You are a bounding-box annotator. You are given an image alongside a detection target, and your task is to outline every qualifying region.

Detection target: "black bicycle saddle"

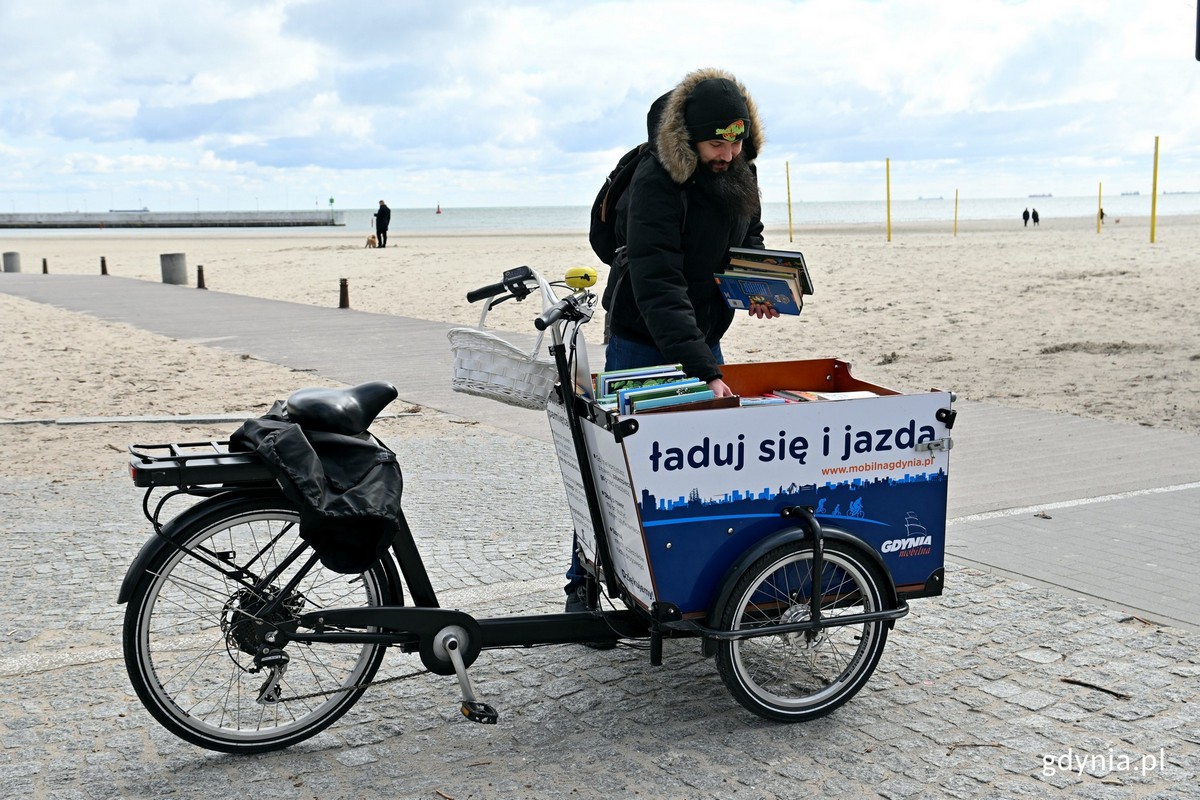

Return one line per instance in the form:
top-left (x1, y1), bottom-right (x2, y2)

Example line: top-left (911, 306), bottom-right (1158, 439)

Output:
top-left (285, 381), bottom-right (399, 436)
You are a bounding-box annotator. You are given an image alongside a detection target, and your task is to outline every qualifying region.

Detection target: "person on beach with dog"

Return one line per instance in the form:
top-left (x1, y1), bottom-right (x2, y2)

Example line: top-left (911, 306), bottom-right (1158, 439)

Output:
top-left (567, 67), bottom-right (777, 617)
top-left (374, 200), bottom-right (391, 248)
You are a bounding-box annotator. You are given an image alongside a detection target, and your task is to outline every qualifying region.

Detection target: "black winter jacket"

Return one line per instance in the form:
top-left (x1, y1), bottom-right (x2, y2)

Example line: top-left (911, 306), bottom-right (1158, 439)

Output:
top-left (603, 68), bottom-right (765, 382)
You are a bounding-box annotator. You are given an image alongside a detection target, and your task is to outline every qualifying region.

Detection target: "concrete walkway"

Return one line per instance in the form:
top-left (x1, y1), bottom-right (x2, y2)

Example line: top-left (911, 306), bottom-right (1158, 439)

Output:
top-left (3, 272), bottom-right (1200, 799)
top-left (3, 272), bottom-right (1198, 632)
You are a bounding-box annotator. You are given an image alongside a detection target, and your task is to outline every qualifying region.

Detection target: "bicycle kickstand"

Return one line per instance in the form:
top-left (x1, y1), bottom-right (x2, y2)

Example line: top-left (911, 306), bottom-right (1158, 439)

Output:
top-left (434, 627), bottom-right (499, 724)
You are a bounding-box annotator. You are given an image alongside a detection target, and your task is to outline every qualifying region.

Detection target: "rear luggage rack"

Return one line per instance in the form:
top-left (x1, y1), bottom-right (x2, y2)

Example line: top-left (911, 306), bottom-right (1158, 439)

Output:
top-left (128, 441), bottom-right (273, 488)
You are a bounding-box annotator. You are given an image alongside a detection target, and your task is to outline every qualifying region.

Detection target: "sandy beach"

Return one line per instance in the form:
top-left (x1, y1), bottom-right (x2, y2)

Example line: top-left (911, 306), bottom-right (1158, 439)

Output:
top-left (2, 213), bottom-right (1197, 479)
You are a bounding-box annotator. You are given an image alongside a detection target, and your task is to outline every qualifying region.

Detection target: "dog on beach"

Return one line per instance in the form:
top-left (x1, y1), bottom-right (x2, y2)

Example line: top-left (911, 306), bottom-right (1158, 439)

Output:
top-left (365, 234), bottom-right (378, 248)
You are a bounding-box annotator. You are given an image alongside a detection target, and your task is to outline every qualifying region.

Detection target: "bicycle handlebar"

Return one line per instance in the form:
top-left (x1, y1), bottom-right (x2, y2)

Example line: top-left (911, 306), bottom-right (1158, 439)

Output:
top-left (534, 297), bottom-right (573, 331)
top-left (466, 266), bottom-right (593, 331)
top-left (466, 265), bottom-right (535, 304)
top-left (465, 282), bottom-right (507, 303)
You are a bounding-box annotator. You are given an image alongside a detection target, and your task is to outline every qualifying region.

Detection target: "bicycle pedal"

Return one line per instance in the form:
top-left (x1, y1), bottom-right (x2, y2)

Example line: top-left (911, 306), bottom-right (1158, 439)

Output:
top-left (460, 701), bottom-right (498, 724)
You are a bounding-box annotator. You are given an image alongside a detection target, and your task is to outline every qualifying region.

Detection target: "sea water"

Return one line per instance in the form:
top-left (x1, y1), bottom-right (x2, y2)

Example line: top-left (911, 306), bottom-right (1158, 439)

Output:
top-left (345, 193), bottom-right (1200, 235)
top-left (4, 193), bottom-right (1197, 239)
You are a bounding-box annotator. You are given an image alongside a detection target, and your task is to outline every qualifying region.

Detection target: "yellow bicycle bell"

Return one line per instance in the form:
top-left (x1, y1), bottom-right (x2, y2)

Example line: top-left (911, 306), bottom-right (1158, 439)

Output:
top-left (564, 266), bottom-right (598, 289)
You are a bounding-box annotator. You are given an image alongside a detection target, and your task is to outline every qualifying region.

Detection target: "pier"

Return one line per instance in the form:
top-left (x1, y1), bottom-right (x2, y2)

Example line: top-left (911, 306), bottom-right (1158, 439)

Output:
top-left (0, 210), bottom-right (345, 229)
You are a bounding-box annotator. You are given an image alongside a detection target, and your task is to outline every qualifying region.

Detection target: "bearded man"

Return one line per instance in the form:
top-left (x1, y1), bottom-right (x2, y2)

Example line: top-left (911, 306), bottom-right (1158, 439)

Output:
top-left (570, 69), bottom-right (778, 616)
top-left (600, 67), bottom-right (777, 401)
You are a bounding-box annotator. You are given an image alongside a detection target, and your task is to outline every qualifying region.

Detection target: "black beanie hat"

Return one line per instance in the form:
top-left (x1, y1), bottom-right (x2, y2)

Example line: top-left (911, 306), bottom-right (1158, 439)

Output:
top-left (684, 78), bottom-right (750, 143)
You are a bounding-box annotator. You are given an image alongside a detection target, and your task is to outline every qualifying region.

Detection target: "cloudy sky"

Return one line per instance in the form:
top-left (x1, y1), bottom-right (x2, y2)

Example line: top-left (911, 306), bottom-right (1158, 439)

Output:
top-left (3, 0), bottom-right (1199, 212)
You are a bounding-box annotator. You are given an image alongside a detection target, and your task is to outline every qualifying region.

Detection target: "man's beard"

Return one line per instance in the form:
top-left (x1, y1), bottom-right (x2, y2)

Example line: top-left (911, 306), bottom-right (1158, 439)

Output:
top-left (694, 155), bottom-right (760, 218)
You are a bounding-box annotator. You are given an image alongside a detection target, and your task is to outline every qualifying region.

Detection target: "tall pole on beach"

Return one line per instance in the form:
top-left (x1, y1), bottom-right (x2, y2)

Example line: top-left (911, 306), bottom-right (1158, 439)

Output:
top-left (785, 161), bottom-right (794, 243)
top-left (1097, 182), bottom-right (1103, 233)
top-left (886, 158), bottom-right (892, 242)
top-left (1150, 136), bottom-right (1160, 244)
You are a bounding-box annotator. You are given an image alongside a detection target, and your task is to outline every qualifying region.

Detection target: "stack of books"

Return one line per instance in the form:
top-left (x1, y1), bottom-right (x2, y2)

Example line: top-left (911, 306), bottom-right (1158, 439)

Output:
top-left (715, 247), bottom-right (815, 316)
top-left (595, 364), bottom-right (686, 399)
top-left (618, 379), bottom-right (713, 414)
top-left (593, 364), bottom-right (738, 414)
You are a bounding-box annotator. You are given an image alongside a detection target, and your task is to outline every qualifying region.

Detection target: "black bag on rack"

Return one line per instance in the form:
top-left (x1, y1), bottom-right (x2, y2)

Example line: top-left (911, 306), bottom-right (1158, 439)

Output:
top-left (231, 400), bottom-right (402, 574)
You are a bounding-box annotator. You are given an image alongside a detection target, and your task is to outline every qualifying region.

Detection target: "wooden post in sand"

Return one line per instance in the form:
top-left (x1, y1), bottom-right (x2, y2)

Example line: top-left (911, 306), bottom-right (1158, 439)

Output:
top-left (885, 158), bottom-right (892, 242)
top-left (339, 278), bottom-right (350, 309)
top-left (953, 189), bottom-right (959, 237)
top-left (1097, 182), bottom-right (1103, 233)
top-left (1150, 136), bottom-right (1160, 244)
top-left (785, 161), bottom-right (794, 243)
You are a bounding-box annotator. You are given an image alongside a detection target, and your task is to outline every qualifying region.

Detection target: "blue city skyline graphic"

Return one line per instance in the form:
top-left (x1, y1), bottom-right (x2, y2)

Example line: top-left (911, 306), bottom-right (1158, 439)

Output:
top-left (640, 469), bottom-right (947, 527)
top-left (636, 469), bottom-right (948, 607)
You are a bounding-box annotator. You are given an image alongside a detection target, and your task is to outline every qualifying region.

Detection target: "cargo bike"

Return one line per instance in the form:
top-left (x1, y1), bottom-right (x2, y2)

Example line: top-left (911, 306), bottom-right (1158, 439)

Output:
top-left (118, 265), bottom-right (956, 754)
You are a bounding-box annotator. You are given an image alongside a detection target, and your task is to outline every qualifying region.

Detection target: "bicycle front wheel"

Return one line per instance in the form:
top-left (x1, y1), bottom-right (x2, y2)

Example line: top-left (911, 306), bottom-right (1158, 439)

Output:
top-left (123, 492), bottom-right (396, 753)
top-left (715, 539), bottom-right (890, 722)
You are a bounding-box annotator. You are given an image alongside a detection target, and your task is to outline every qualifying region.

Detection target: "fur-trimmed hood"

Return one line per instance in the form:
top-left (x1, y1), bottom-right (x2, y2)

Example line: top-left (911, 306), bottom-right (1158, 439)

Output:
top-left (654, 67), bottom-right (765, 184)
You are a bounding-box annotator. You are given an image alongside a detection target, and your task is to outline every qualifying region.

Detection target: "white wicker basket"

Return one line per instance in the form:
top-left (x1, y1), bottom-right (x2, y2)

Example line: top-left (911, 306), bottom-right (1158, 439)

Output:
top-left (447, 270), bottom-right (559, 410)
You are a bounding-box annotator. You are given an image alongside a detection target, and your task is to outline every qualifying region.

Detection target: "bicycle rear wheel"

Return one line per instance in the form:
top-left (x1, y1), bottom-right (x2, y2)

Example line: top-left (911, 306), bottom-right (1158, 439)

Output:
top-left (715, 539), bottom-right (890, 722)
top-left (123, 492), bottom-right (397, 753)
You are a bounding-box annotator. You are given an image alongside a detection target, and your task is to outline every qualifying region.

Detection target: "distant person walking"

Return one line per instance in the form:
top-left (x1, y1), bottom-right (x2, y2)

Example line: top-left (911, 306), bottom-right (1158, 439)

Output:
top-left (374, 200), bottom-right (392, 248)
top-left (1031, 208), bottom-right (1039, 226)
top-left (1022, 208), bottom-right (1030, 227)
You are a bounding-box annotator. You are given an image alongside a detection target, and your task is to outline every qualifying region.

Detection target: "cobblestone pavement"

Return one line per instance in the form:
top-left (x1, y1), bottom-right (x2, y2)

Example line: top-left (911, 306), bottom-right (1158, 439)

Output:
top-left (1, 424), bottom-right (1197, 800)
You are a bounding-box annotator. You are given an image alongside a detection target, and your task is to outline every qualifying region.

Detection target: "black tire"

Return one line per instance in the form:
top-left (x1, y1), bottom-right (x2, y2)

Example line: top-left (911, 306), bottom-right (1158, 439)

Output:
top-left (715, 539), bottom-right (890, 722)
top-left (123, 492), bottom-right (398, 753)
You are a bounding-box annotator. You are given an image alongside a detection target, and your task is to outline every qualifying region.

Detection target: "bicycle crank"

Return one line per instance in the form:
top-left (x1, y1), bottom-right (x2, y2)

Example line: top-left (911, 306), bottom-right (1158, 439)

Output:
top-left (434, 626), bottom-right (498, 725)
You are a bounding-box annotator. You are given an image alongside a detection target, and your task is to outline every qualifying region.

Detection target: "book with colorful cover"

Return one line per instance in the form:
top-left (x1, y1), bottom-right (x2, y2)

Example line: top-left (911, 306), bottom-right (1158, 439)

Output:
top-left (631, 389), bottom-right (717, 412)
top-left (637, 395), bottom-right (740, 414)
top-left (595, 363), bottom-right (685, 398)
top-left (727, 247), bottom-right (815, 295)
top-left (617, 378), bottom-right (705, 414)
top-left (739, 396), bottom-right (789, 407)
top-left (715, 271), bottom-right (804, 315)
top-left (769, 389), bottom-right (817, 402)
top-left (724, 267), bottom-right (805, 301)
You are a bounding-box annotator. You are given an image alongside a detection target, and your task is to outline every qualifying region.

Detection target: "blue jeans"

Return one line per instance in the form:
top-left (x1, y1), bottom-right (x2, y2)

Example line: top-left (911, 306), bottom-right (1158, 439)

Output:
top-left (602, 332), bottom-right (724, 374)
top-left (564, 333), bottom-right (724, 591)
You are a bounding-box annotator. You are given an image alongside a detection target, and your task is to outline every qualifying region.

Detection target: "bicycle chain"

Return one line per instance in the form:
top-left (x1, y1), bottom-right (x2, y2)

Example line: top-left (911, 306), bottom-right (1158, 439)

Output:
top-left (277, 666), bottom-right (431, 703)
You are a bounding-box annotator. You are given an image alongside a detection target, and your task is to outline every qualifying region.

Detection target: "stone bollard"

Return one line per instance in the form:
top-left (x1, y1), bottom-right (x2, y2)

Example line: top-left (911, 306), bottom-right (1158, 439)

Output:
top-left (196, 265), bottom-right (207, 290)
top-left (339, 278), bottom-right (350, 309)
top-left (160, 253), bottom-right (187, 285)
top-left (2, 252), bottom-right (20, 273)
